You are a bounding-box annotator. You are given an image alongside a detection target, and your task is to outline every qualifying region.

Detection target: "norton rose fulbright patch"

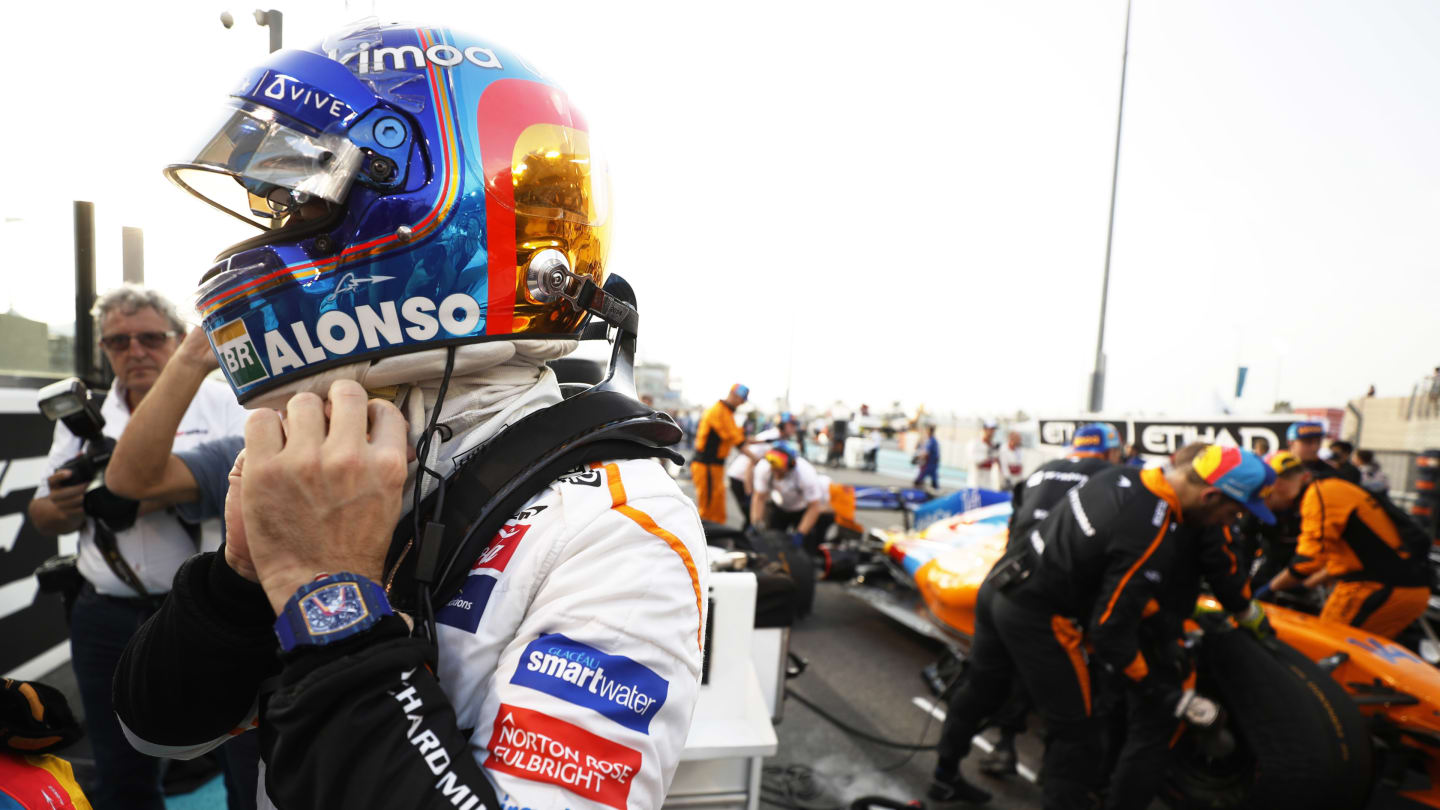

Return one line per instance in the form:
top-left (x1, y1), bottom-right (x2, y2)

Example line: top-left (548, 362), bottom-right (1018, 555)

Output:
top-left (485, 703), bottom-right (642, 809)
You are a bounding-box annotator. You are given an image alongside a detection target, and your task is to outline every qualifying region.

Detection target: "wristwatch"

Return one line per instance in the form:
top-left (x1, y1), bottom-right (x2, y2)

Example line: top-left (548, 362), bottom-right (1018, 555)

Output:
top-left (274, 572), bottom-right (394, 652)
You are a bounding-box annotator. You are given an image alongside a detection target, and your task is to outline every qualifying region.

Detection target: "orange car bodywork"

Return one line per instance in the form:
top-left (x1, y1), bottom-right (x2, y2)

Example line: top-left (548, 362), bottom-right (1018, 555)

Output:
top-left (881, 505), bottom-right (1440, 807)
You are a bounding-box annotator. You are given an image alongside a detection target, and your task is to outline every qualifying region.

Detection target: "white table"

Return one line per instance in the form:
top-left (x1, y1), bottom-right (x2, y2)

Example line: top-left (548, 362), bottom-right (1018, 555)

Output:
top-left (665, 572), bottom-right (779, 809)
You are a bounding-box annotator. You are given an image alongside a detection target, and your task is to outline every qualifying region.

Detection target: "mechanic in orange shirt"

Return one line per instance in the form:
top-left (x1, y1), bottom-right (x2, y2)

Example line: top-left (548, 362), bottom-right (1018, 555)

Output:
top-left (1264, 456), bottom-right (1431, 638)
top-left (690, 383), bottom-right (756, 522)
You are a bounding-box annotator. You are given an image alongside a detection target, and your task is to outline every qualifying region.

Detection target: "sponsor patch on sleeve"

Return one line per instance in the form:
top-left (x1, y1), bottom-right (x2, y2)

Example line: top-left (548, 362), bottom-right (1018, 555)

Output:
top-left (485, 703), bottom-right (642, 810)
top-left (511, 634), bottom-right (669, 734)
top-left (435, 573), bottom-right (497, 634)
top-left (472, 523), bottom-right (529, 574)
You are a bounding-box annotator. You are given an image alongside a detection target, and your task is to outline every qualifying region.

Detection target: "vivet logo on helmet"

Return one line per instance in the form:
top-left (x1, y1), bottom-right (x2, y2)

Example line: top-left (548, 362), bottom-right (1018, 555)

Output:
top-left (169, 20), bottom-right (611, 405)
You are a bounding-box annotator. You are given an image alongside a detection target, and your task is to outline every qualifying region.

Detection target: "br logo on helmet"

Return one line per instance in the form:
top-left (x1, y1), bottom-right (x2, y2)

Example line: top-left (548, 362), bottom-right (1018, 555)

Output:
top-left (211, 319), bottom-right (269, 386)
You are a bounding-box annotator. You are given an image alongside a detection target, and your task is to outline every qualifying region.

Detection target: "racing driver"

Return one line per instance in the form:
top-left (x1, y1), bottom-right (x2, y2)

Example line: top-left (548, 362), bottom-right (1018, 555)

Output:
top-left (113, 23), bottom-right (707, 809)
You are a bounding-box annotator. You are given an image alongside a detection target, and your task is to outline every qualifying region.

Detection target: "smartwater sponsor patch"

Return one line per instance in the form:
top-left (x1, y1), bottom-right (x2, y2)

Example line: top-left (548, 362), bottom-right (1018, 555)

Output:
top-left (435, 573), bottom-right (497, 634)
top-left (486, 703), bottom-right (641, 810)
top-left (511, 634), bottom-right (669, 734)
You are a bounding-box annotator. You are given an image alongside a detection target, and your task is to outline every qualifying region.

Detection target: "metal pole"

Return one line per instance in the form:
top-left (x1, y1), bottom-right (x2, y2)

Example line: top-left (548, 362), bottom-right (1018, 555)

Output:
top-left (121, 227), bottom-right (144, 284)
top-left (256, 9), bottom-right (283, 52)
top-left (1088, 0), bottom-right (1133, 413)
top-left (73, 201), bottom-right (96, 382)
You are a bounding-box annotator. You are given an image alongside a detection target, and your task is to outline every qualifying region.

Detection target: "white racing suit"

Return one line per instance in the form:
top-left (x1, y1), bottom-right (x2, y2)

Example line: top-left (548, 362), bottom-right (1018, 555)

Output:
top-left (113, 372), bottom-right (709, 810)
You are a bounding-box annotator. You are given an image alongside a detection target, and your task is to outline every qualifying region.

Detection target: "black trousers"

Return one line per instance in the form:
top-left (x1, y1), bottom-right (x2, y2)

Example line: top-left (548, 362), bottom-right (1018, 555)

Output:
top-left (71, 585), bottom-right (166, 809)
top-left (1101, 683), bottom-right (1181, 810)
top-left (1101, 636), bottom-right (1186, 810)
top-left (766, 507), bottom-right (834, 557)
top-left (938, 580), bottom-right (1103, 810)
top-left (729, 478), bottom-right (752, 529)
top-left (863, 448), bottom-right (879, 472)
top-left (990, 682), bottom-right (1030, 737)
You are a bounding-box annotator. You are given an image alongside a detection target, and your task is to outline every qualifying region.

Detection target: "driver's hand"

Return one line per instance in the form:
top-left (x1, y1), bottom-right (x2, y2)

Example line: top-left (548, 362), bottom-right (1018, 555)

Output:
top-left (222, 450), bottom-right (257, 583)
top-left (45, 466), bottom-right (88, 519)
top-left (240, 379), bottom-right (409, 615)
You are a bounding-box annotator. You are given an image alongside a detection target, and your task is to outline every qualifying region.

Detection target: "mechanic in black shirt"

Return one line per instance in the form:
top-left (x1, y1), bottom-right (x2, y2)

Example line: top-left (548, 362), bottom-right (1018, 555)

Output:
top-left (980, 422), bottom-right (1124, 777)
top-left (930, 446), bottom-right (1276, 809)
top-left (1007, 423), bottom-right (1125, 545)
top-left (1101, 444), bottom-right (1271, 810)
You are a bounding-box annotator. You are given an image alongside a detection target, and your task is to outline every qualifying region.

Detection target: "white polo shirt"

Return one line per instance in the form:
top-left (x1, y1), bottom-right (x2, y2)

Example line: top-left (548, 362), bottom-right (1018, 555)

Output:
top-left (754, 456), bottom-right (828, 513)
top-left (968, 437), bottom-right (999, 490)
top-left (726, 428), bottom-right (781, 482)
top-left (35, 377), bottom-right (248, 596)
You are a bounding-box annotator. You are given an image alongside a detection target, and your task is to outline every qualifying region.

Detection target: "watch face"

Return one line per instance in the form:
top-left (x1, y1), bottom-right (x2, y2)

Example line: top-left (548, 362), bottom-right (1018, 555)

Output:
top-left (300, 582), bottom-right (370, 637)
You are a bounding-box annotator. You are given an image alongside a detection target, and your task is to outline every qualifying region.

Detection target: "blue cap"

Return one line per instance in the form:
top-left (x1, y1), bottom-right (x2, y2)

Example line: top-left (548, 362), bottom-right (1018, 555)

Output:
top-left (1287, 421), bottom-right (1325, 442)
top-left (730, 383), bottom-right (750, 402)
top-left (778, 411), bottom-right (797, 424)
top-left (1072, 422), bottom-right (1122, 452)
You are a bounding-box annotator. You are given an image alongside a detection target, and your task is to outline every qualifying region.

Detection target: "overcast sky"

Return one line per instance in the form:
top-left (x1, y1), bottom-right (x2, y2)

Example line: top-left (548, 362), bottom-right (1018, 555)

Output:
top-left (2, 0), bottom-right (1436, 418)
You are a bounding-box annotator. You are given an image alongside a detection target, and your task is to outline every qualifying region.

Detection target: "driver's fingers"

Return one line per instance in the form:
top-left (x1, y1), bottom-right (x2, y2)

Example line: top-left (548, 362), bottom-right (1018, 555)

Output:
top-left (244, 409), bottom-right (286, 461)
top-left (283, 392), bottom-right (326, 452)
top-left (326, 380), bottom-right (370, 448)
top-left (366, 399), bottom-right (408, 456)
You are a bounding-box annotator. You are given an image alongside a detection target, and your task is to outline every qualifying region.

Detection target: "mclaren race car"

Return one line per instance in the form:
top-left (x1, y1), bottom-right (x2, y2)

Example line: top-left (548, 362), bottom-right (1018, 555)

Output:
top-left (848, 499), bottom-right (1440, 809)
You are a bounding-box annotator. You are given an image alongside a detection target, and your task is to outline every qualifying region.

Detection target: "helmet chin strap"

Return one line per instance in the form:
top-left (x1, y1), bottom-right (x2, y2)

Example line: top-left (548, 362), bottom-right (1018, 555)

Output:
top-left (568, 273), bottom-right (642, 401)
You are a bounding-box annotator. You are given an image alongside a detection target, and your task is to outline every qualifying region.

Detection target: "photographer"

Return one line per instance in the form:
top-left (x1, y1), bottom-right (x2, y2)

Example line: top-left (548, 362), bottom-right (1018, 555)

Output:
top-left (107, 326), bottom-right (247, 536)
top-left (27, 285), bottom-right (246, 809)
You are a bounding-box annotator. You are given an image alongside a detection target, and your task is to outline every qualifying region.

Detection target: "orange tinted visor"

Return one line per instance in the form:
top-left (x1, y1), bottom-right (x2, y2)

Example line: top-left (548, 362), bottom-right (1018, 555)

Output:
top-left (495, 124), bottom-right (610, 227)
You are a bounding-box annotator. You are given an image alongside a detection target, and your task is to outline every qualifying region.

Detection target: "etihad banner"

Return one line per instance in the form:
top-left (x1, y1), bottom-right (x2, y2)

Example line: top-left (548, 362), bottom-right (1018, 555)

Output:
top-left (1037, 419), bottom-right (1131, 449)
top-left (1039, 416), bottom-right (1296, 458)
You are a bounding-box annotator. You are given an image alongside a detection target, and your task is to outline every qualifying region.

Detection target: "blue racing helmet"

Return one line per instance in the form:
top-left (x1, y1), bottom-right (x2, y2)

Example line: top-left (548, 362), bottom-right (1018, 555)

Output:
top-left (1071, 422), bottom-right (1121, 453)
top-left (172, 21), bottom-right (612, 403)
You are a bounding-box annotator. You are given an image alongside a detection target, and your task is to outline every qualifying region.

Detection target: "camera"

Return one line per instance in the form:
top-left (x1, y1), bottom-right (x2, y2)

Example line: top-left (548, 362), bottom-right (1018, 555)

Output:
top-left (37, 378), bottom-right (137, 531)
top-left (37, 378), bottom-right (115, 486)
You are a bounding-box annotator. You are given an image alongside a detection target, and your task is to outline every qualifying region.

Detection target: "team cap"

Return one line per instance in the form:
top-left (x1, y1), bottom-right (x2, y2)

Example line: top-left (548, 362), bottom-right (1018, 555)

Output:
top-left (1191, 446), bottom-right (1277, 525)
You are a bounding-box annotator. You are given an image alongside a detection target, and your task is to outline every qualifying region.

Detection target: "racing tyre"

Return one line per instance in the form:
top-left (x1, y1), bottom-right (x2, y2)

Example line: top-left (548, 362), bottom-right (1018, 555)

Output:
top-left (746, 529), bottom-right (817, 620)
top-left (1161, 628), bottom-right (1374, 810)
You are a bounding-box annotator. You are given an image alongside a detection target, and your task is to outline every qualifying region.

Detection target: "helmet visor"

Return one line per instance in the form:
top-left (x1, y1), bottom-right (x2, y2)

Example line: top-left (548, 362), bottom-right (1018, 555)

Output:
top-left (494, 124), bottom-right (611, 227)
top-left (165, 101), bottom-right (363, 230)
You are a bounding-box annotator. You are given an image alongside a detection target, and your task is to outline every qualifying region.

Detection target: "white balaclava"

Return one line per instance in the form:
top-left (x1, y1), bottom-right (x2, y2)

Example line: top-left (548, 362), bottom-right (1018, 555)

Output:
top-left (244, 339), bottom-right (579, 501)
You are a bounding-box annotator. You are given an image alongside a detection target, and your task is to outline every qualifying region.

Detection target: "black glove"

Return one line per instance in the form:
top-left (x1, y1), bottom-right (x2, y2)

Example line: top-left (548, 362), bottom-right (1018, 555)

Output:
top-left (0, 679), bottom-right (84, 754)
top-left (83, 485), bottom-right (141, 532)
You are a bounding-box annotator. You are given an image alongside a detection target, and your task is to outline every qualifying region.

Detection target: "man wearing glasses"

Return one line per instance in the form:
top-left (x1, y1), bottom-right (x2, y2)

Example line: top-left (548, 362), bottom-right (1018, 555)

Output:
top-left (28, 284), bottom-right (247, 809)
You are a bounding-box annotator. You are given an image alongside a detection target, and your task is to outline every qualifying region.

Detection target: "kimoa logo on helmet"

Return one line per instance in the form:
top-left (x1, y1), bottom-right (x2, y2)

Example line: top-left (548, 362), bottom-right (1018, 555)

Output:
top-left (326, 42), bottom-right (504, 75)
